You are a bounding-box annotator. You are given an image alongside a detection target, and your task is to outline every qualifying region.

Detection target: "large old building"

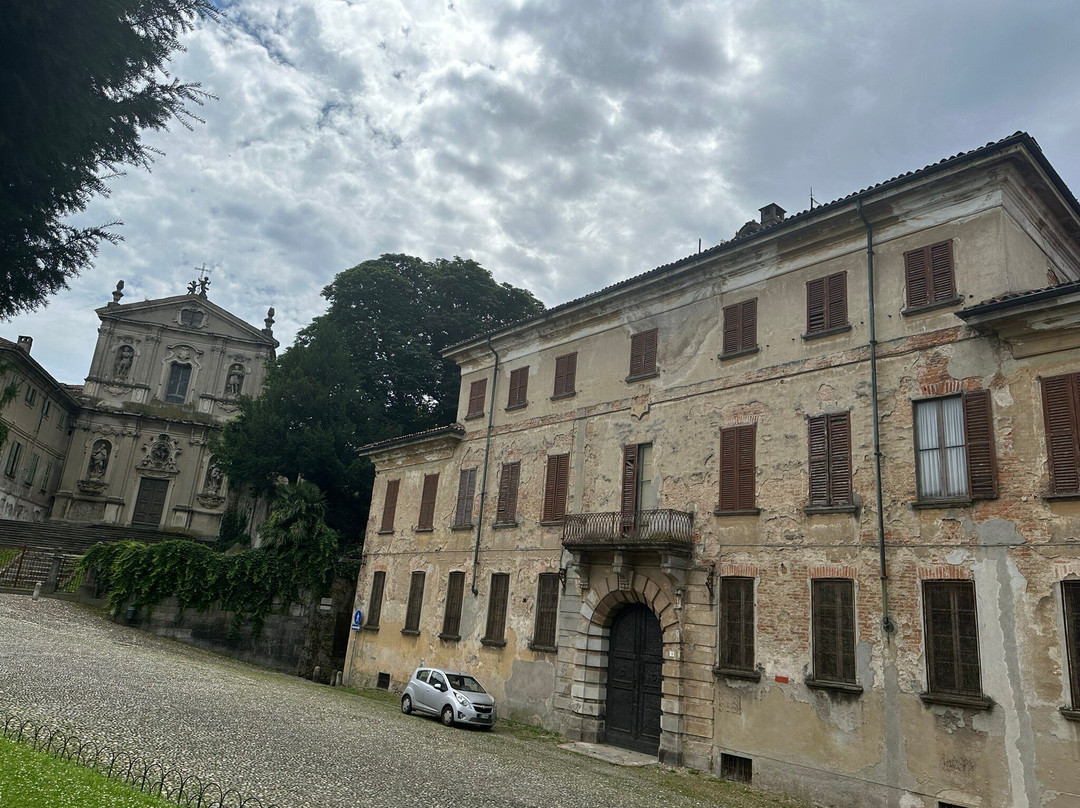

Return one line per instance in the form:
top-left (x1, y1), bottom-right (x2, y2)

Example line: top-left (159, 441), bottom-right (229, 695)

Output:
top-left (345, 132), bottom-right (1080, 808)
top-left (0, 280), bottom-right (277, 537)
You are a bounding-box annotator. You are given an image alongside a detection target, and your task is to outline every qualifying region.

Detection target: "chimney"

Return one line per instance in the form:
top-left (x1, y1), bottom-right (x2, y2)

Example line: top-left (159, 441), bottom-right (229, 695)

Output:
top-left (759, 203), bottom-right (786, 228)
top-left (16, 336), bottom-right (32, 354)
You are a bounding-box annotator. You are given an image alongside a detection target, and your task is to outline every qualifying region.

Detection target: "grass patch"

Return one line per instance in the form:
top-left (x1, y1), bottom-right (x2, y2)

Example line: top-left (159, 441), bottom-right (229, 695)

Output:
top-left (0, 736), bottom-right (175, 808)
top-left (0, 547), bottom-right (18, 569)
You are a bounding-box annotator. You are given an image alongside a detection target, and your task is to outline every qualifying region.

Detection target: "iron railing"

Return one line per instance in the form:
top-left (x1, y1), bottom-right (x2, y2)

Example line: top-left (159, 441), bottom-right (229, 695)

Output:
top-left (561, 509), bottom-right (694, 552)
top-left (0, 546), bottom-right (83, 593)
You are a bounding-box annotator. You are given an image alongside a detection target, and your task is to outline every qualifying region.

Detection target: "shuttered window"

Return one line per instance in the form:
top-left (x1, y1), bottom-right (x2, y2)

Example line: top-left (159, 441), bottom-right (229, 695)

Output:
top-left (364, 570), bottom-right (385, 629)
top-left (914, 392), bottom-right (997, 501)
top-left (453, 468), bottom-right (477, 528)
top-left (719, 577), bottom-right (755, 673)
top-left (417, 473), bottom-right (439, 530)
top-left (531, 573), bottom-right (560, 650)
top-left (466, 379), bottom-right (487, 418)
top-left (904, 240), bottom-right (956, 309)
top-left (621, 444), bottom-right (640, 516)
top-left (1064, 581), bottom-right (1080, 709)
top-left (3, 441), bottom-right (20, 478)
top-left (805, 272), bottom-right (847, 336)
top-left (628, 329), bottom-right (658, 379)
top-left (553, 352), bottom-right (577, 398)
top-left (812, 579), bottom-right (856, 684)
top-left (717, 425), bottom-right (755, 512)
top-left (541, 454), bottom-right (570, 522)
top-left (378, 480), bottom-right (400, 532)
top-left (507, 367), bottom-right (529, 409)
top-left (923, 580), bottom-right (982, 697)
top-left (807, 413), bottom-right (853, 508)
top-left (441, 571), bottom-right (466, 640)
top-left (1041, 373), bottom-right (1080, 495)
top-left (403, 571), bottom-right (426, 634)
top-left (722, 299), bottom-right (758, 356)
top-left (482, 572), bottom-right (510, 645)
top-left (495, 462), bottom-right (521, 525)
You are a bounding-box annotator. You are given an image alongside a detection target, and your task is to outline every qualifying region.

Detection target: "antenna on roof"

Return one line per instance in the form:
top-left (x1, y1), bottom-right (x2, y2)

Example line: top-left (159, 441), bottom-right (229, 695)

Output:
top-left (809, 186), bottom-right (817, 209)
top-left (698, 238), bottom-right (702, 254)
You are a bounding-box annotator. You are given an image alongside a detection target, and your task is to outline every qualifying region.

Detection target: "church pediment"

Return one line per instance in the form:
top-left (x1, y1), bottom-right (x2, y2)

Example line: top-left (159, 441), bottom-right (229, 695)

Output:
top-left (96, 294), bottom-right (278, 349)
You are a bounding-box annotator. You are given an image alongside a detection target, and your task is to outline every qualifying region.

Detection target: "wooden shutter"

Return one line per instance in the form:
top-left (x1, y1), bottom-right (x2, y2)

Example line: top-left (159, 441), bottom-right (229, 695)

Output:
top-left (923, 580), bottom-right (981, 696)
top-left (542, 454), bottom-right (569, 522)
top-left (827, 412), bottom-right (852, 505)
top-left (467, 379), bottom-right (487, 417)
top-left (825, 272), bottom-right (847, 331)
top-left (722, 300), bottom-right (757, 356)
top-left (417, 473), bottom-right (439, 529)
top-left (906, 241), bottom-right (956, 308)
top-left (718, 426), bottom-right (754, 511)
top-left (495, 462), bottom-right (520, 524)
top-left (905, 245), bottom-right (929, 308)
top-left (1064, 580), bottom-right (1080, 709)
top-left (403, 571), bottom-right (426, 633)
top-left (621, 445), bottom-right (640, 515)
top-left (630, 329), bottom-right (658, 378)
top-left (365, 570), bottom-right (386, 628)
top-left (532, 573), bottom-right (560, 649)
top-left (812, 579), bottom-right (856, 684)
top-left (1042, 373), bottom-right (1080, 495)
top-left (719, 577), bottom-right (755, 672)
top-left (507, 367), bottom-right (529, 408)
top-left (453, 468), bottom-right (476, 527)
top-left (806, 277), bottom-right (826, 334)
top-left (963, 390), bottom-right (998, 499)
top-left (553, 352), bottom-right (577, 397)
top-left (441, 571), bottom-right (466, 638)
top-left (483, 572), bottom-right (510, 643)
top-left (807, 416), bottom-right (829, 507)
top-left (379, 479), bottom-right (400, 532)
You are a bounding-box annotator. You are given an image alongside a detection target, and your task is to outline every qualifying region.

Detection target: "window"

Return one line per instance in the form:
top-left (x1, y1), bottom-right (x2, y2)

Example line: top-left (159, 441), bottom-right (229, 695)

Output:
top-left (1064, 581), bottom-right (1080, 711)
top-left (482, 572), bottom-right (510, 646)
top-left (805, 271), bottom-right (847, 336)
top-left (4, 441), bottom-right (22, 478)
top-left (24, 386), bottom-right (36, 406)
top-left (378, 480), bottom-right (399, 532)
top-left (620, 444), bottom-right (657, 525)
top-left (417, 474), bottom-right (439, 530)
top-left (904, 240), bottom-right (956, 310)
top-left (41, 399), bottom-right (51, 419)
top-left (914, 392), bottom-right (997, 502)
top-left (453, 468), bottom-right (477, 528)
top-left (507, 367), bottom-right (529, 409)
top-left (56, 412), bottom-right (65, 430)
top-left (923, 580), bottom-right (983, 700)
top-left (365, 571), bottom-right (386, 629)
top-left (1041, 373), bottom-right (1080, 495)
top-left (403, 571), bottom-right (425, 634)
top-left (717, 425), bottom-right (755, 513)
top-left (23, 453), bottom-right (38, 487)
top-left (466, 379), bottom-right (487, 419)
top-left (531, 573), bottom-right (560, 650)
top-left (807, 413), bottom-right (852, 509)
top-left (541, 454), bottom-right (569, 523)
top-left (494, 462), bottom-right (521, 526)
top-left (180, 308), bottom-right (205, 327)
top-left (552, 352), bottom-right (577, 398)
top-left (165, 362), bottom-right (192, 404)
top-left (722, 299), bottom-right (757, 357)
top-left (40, 460), bottom-right (52, 493)
top-left (628, 328), bottom-right (658, 379)
top-left (718, 577), bottom-right (755, 674)
top-left (811, 579), bottom-right (857, 685)
top-left (441, 571), bottom-right (466, 640)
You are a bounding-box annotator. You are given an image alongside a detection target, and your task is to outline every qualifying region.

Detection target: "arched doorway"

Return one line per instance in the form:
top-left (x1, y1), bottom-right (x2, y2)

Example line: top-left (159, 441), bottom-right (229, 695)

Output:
top-left (605, 603), bottom-right (663, 755)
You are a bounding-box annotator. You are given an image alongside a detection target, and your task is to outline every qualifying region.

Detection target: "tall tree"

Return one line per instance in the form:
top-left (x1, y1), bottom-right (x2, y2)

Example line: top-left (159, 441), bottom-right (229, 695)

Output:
top-left (213, 255), bottom-right (544, 548)
top-left (0, 0), bottom-right (216, 318)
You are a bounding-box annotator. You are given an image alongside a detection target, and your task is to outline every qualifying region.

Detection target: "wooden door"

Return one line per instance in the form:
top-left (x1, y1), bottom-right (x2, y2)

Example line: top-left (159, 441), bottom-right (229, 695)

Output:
top-left (131, 478), bottom-right (169, 527)
top-left (604, 604), bottom-right (663, 755)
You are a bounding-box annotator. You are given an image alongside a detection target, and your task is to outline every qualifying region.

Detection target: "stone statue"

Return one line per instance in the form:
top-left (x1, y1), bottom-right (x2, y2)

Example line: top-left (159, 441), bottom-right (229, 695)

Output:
top-left (205, 463), bottom-right (223, 494)
top-left (111, 280), bottom-right (125, 305)
top-left (113, 345), bottom-right (134, 379)
top-left (225, 364), bottom-right (244, 396)
top-left (198, 277), bottom-right (210, 297)
top-left (187, 280), bottom-right (198, 295)
top-left (88, 440), bottom-right (110, 477)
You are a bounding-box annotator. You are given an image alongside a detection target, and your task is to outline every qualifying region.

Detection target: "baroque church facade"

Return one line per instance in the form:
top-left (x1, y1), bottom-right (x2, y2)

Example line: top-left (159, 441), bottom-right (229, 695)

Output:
top-left (0, 280), bottom-right (277, 537)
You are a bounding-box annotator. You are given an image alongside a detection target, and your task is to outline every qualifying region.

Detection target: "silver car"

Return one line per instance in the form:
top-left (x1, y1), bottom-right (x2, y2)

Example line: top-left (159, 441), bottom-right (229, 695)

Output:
top-left (400, 667), bottom-right (496, 729)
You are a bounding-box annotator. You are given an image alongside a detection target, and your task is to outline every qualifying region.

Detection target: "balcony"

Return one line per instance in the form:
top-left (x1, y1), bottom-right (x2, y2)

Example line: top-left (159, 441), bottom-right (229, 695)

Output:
top-left (561, 509), bottom-right (694, 555)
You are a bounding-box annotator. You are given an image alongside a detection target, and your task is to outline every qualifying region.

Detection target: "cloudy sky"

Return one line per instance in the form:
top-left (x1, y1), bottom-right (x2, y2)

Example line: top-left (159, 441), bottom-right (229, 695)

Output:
top-left (9, 0), bottom-right (1080, 383)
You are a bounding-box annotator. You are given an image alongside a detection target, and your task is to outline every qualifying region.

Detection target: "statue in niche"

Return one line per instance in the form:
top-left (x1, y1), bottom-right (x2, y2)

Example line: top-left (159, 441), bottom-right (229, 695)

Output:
top-left (225, 364), bottom-right (244, 397)
top-left (205, 463), bottom-right (223, 494)
top-left (113, 345), bottom-right (134, 379)
top-left (88, 440), bottom-right (111, 477)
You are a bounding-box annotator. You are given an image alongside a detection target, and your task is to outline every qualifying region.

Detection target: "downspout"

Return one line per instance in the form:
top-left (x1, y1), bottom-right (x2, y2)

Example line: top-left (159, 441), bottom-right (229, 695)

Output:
top-left (471, 335), bottom-right (500, 595)
top-left (856, 197), bottom-right (896, 636)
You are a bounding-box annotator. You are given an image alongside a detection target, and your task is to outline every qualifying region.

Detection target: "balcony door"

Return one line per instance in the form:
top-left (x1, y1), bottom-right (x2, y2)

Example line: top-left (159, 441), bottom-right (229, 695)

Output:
top-left (605, 603), bottom-right (662, 755)
top-left (621, 443), bottom-right (657, 533)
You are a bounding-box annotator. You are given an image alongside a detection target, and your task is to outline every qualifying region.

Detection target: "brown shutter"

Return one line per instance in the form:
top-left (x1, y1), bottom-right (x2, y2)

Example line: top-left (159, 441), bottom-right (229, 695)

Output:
top-left (736, 424), bottom-right (755, 510)
top-left (417, 473), bottom-right (439, 529)
top-left (718, 427), bottom-right (738, 511)
top-left (532, 573), bottom-right (560, 649)
top-left (812, 579), bottom-right (855, 684)
top-left (495, 462), bottom-right (520, 524)
top-left (404, 571), bottom-right (426, 633)
top-left (1042, 373), bottom-right (1080, 494)
top-left (905, 246), bottom-right (929, 308)
top-left (564, 352), bottom-right (577, 392)
top-left (629, 332), bottom-right (645, 377)
top-left (740, 299), bottom-right (757, 352)
top-left (379, 479), bottom-right (400, 532)
top-left (807, 416), bottom-right (829, 506)
top-left (1063, 580), bottom-right (1080, 709)
top-left (643, 328), bottom-right (657, 374)
top-left (441, 571), bottom-right (466, 638)
top-left (553, 352), bottom-right (577, 397)
top-left (543, 454), bottom-right (569, 522)
top-left (825, 272), bottom-right (847, 331)
top-left (483, 572), bottom-right (510, 643)
top-left (963, 390), bottom-right (998, 500)
top-left (507, 367), bottom-right (529, 408)
top-left (467, 379), bottom-right (487, 417)
top-left (923, 580), bottom-right (981, 696)
top-left (828, 412), bottom-right (852, 506)
top-left (365, 570), bottom-right (386, 628)
top-left (806, 277), bottom-right (826, 334)
top-left (621, 444), bottom-right (639, 515)
top-left (453, 468), bottom-right (476, 527)
top-left (929, 241), bottom-right (955, 303)
top-left (722, 303), bottom-right (740, 356)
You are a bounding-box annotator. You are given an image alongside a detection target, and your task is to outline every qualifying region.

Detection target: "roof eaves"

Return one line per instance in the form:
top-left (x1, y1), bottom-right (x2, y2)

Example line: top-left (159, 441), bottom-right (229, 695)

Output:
top-left (357, 423), bottom-right (466, 456)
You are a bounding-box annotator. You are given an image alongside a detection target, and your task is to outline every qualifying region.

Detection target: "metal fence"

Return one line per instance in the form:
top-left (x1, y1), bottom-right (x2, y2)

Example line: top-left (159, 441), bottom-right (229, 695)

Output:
top-left (0, 546), bottom-right (83, 592)
top-left (2, 714), bottom-right (280, 808)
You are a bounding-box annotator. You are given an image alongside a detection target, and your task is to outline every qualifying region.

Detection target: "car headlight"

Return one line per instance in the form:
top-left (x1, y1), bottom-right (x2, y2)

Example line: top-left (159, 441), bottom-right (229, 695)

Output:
top-left (454, 693), bottom-right (471, 708)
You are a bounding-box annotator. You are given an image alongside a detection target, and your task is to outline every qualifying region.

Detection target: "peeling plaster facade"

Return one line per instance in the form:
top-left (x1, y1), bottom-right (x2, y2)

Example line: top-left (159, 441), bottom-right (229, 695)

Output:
top-left (345, 134), bottom-right (1080, 808)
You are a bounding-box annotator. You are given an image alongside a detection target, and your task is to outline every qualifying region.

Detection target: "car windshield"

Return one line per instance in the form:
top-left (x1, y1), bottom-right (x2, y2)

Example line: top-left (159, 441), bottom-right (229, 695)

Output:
top-left (446, 674), bottom-right (486, 693)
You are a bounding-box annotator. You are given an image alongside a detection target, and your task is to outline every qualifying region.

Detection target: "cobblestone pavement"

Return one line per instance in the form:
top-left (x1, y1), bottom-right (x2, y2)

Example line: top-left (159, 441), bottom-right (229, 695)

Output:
top-left (0, 595), bottom-right (809, 808)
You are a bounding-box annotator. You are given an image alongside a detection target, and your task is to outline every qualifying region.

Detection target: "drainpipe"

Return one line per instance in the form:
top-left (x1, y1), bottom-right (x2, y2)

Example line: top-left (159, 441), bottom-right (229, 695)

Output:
top-left (471, 336), bottom-right (500, 595)
top-left (856, 198), bottom-right (896, 636)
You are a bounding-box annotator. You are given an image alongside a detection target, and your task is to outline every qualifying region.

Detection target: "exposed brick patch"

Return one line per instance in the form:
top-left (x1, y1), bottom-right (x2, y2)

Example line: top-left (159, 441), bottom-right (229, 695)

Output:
top-left (1054, 563), bottom-right (1080, 580)
top-left (720, 563), bottom-right (758, 578)
top-left (918, 564), bottom-right (973, 580)
top-left (807, 564), bottom-right (858, 580)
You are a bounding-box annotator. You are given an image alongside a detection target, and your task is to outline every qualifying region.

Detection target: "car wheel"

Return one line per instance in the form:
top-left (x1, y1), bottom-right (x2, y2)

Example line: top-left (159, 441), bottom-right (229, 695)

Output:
top-left (440, 705), bottom-right (455, 727)
top-left (401, 695), bottom-right (412, 715)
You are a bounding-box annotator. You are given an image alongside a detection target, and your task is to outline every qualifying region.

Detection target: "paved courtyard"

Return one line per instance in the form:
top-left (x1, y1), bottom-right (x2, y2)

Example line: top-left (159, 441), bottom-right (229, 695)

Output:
top-left (0, 594), bottom-right (811, 808)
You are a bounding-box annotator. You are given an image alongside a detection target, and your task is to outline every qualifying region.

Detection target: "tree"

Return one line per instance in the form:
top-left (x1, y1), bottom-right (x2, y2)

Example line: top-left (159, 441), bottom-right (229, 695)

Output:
top-left (213, 255), bottom-right (544, 548)
top-left (0, 1), bottom-right (216, 318)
